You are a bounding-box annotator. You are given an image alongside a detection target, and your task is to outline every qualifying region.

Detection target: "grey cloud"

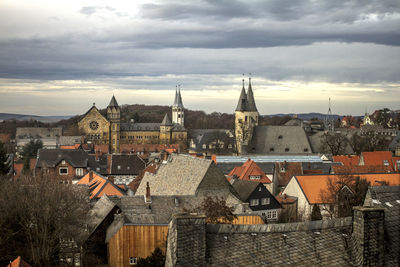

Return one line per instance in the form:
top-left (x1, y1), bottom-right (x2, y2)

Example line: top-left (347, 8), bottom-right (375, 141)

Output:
top-left (80, 6), bottom-right (117, 16)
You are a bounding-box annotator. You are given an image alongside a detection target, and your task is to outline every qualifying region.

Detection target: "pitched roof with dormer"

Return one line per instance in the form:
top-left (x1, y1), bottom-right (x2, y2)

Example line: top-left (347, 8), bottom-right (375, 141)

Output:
top-left (228, 159), bottom-right (272, 184)
top-left (360, 151), bottom-right (395, 171)
top-left (333, 155), bottom-right (360, 166)
top-left (109, 154), bottom-right (146, 175)
top-left (36, 149), bottom-right (91, 168)
top-left (290, 173), bottom-right (400, 204)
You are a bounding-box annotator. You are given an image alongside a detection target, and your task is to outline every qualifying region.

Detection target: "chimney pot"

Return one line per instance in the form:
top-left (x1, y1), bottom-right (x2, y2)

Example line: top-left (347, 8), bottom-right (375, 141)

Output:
top-left (145, 182), bottom-right (151, 203)
top-left (89, 171), bottom-right (93, 182)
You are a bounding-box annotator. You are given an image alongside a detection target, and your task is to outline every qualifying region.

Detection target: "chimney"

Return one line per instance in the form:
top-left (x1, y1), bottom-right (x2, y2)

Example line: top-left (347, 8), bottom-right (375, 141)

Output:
top-left (89, 171), bottom-right (93, 183)
top-left (145, 182), bottom-right (151, 203)
top-left (352, 206), bottom-right (385, 266)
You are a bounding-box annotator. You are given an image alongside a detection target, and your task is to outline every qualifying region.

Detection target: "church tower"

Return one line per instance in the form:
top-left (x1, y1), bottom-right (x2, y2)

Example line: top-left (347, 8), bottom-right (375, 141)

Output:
top-left (160, 113), bottom-right (172, 144)
top-left (172, 85), bottom-right (184, 126)
top-left (235, 77), bottom-right (259, 154)
top-left (107, 95), bottom-right (120, 153)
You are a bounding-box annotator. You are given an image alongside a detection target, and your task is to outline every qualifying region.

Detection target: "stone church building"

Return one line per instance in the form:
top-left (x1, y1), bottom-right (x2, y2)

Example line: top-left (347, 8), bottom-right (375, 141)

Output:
top-left (78, 89), bottom-right (187, 153)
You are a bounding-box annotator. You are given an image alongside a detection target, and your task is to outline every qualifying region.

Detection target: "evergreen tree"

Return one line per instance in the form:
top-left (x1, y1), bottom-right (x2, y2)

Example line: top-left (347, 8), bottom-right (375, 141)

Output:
top-left (21, 140), bottom-right (42, 172)
top-left (311, 204), bottom-right (322, 221)
top-left (0, 141), bottom-right (9, 175)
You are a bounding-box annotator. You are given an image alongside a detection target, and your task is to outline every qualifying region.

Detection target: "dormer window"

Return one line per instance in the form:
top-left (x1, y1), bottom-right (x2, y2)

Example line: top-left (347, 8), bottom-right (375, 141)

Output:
top-left (117, 165), bottom-right (121, 170)
top-left (280, 167), bottom-right (285, 173)
top-left (383, 160), bottom-right (389, 166)
top-left (304, 148), bottom-right (309, 152)
top-left (61, 160), bottom-right (66, 165)
top-left (250, 175), bottom-right (261, 180)
top-left (278, 135), bottom-right (283, 139)
top-left (285, 148), bottom-right (290, 152)
top-left (270, 148), bottom-right (274, 152)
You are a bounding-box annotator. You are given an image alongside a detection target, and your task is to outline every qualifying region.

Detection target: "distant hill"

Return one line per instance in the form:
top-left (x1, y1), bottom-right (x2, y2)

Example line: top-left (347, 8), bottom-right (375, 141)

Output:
top-left (266, 112), bottom-right (343, 121)
top-left (0, 113), bottom-right (71, 123)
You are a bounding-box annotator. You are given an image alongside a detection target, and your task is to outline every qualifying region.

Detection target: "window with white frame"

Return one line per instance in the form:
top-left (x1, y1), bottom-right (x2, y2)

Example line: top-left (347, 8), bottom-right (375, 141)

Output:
top-left (383, 160), bottom-right (389, 166)
top-left (59, 167), bottom-right (68, 175)
top-left (249, 175), bottom-right (261, 180)
top-left (129, 257), bottom-right (137, 265)
top-left (75, 168), bottom-right (83, 177)
top-left (250, 199), bottom-right (259, 206)
top-left (267, 210), bottom-right (277, 219)
top-left (261, 198), bottom-right (270, 205)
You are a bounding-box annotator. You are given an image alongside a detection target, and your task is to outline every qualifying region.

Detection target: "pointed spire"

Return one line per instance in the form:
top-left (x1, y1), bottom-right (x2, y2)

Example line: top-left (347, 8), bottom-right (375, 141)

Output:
top-left (247, 77), bottom-right (258, 112)
top-left (161, 113), bottom-right (172, 126)
top-left (235, 79), bottom-right (249, 111)
top-left (173, 85), bottom-right (184, 107)
top-left (108, 95), bottom-right (119, 107)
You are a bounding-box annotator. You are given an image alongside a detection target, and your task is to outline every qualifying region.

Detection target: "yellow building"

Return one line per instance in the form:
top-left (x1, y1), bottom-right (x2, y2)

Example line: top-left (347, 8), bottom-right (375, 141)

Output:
top-left (78, 90), bottom-right (187, 153)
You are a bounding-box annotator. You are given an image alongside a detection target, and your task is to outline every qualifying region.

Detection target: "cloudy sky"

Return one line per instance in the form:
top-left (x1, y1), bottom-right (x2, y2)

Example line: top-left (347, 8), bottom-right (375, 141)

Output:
top-left (0, 0), bottom-right (399, 116)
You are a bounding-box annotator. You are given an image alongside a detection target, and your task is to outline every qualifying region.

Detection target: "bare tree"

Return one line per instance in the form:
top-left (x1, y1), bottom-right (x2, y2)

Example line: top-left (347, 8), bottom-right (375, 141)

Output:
top-left (0, 174), bottom-right (90, 266)
top-left (320, 131), bottom-right (349, 155)
top-left (186, 196), bottom-right (237, 224)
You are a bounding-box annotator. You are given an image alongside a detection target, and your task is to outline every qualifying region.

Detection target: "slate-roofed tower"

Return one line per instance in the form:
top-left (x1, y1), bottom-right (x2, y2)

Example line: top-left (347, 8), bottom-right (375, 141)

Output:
top-left (235, 77), bottom-right (259, 155)
top-left (160, 113), bottom-right (172, 144)
top-left (172, 85), bottom-right (184, 126)
top-left (107, 95), bottom-right (120, 153)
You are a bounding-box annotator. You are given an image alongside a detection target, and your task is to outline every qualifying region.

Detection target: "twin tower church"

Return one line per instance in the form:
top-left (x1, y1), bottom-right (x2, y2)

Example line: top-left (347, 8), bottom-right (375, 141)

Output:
top-left (78, 78), bottom-right (258, 154)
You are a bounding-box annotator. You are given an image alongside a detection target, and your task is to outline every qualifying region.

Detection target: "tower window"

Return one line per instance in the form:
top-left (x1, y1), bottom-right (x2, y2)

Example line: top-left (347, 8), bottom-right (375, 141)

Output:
top-left (245, 116), bottom-right (248, 122)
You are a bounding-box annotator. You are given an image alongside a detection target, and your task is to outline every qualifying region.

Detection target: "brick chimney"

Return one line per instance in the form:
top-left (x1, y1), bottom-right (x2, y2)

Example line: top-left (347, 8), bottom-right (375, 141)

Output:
top-left (89, 171), bottom-right (93, 183)
top-left (145, 182), bottom-right (151, 203)
top-left (352, 206), bottom-right (385, 266)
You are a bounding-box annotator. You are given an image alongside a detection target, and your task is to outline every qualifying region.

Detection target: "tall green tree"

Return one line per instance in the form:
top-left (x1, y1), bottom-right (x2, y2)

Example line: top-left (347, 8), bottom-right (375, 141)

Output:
top-left (0, 141), bottom-right (10, 175)
top-left (21, 139), bottom-right (42, 172)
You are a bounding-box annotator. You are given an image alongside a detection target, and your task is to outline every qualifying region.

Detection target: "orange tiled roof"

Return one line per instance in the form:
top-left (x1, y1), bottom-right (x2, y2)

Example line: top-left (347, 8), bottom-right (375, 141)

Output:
top-left (78, 171), bottom-right (124, 199)
top-left (94, 144), bottom-right (109, 154)
top-left (332, 165), bottom-right (392, 174)
top-left (7, 256), bottom-right (31, 267)
top-left (0, 133), bottom-right (11, 143)
top-left (361, 151), bottom-right (394, 171)
top-left (295, 173), bottom-right (400, 204)
top-left (333, 155), bottom-right (360, 166)
top-left (228, 159), bottom-right (272, 184)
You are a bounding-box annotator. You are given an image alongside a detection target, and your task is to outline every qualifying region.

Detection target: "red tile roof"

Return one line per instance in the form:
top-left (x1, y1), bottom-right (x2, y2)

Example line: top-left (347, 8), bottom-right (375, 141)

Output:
top-left (0, 133), bottom-right (11, 143)
top-left (294, 173), bottom-right (400, 204)
top-left (332, 165), bottom-right (392, 174)
top-left (275, 162), bottom-right (303, 187)
top-left (78, 171), bottom-right (124, 199)
top-left (7, 256), bottom-right (31, 267)
top-left (228, 159), bottom-right (272, 184)
top-left (333, 155), bottom-right (360, 166)
top-left (361, 151), bottom-right (395, 171)
top-left (127, 162), bottom-right (160, 192)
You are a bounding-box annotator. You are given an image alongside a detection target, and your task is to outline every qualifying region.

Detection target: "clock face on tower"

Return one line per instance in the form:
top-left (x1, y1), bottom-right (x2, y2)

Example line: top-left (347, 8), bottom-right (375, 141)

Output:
top-left (89, 121), bottom-right (99, 130)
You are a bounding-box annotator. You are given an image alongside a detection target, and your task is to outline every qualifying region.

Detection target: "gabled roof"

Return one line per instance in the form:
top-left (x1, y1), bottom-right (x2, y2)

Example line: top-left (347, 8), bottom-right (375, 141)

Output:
top-left (108, 95), bottom-right (119, 107)
top-left (294, 173), bottom-right (400, 204)
top-left (78, 171), bottom-right (125, 199)
top-left (246, 78), bottom-right (257, 112)
top-left (228, 159), bottom-right (271, 184)
top-left (231, 179), bottom-right (260, 201)
top-left (36, 149), bottom-right (90, 168)
top-left (136, 154), bottom-right (234, 197)
top-left (275, 162), bottom-right (303, 187)
top-left (161, 113), bottom-right (172, 126)
top-left (361, 151), bottom-right (395, 171)
top-left (110, 154), bottom-right (146, 175)
top-left (7, 256), bottom-right (31, 267)
top-left (333, 155), bottom-right (360, 166)
top-left (235, 82), bottom-right (249, 111)
top-left (331, 165), bottom-right (392, 174)
top-left (87, 195), bottom-right (118, 234)
top-left (173, 87), bottom-right (184, 107)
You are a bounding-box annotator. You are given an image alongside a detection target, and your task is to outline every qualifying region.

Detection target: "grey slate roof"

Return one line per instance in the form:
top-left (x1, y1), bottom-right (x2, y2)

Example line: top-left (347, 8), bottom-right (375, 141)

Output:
top-left (231, 179), bottom-right (260, 201)
top-left (110, 154), bottom-right (146, 175)
top-left (120, 122), bottom-right (185, 132)
top-left (235, 84), bottom-right (249, 112)
top-left (246, 78), bottom-right (257, 112)
top-left (136, 154), bottom-right (214, 196)
top-left (16, 127), bottom-right (62, 139)
top-left (173, 88), bottom-right (184, 108)
top-left (59, 136), bottom-right (81, 146)
top-left (36, 148), bottom-right (90, 168)
top-left (108, 95), bottom-right (119, 107)
top-left (248, 126), bottom-right (313, 154)
top-left (205, 218), bottom-right (356, 266)
top-left (161, 114), bottom-right (172, 126)
top-left (87, 195), bottom-right (118, 234)
top-left (364, 186), bottom-right (400, 266)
